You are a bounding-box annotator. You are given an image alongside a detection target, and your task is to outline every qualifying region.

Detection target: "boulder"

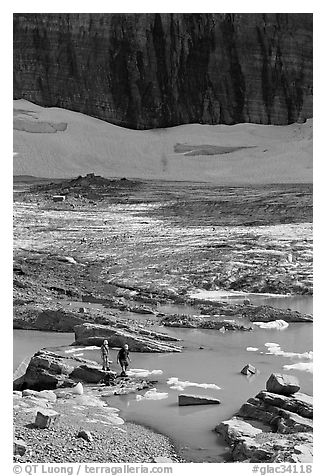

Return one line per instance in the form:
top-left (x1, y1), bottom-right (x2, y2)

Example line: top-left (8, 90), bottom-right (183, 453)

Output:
top-left (13, 439), bottom-right (27, 456)
top-left (74, 323), bottom-right (182, 352)
top-left (20, 350), bottom-right (115, 390)
top-left (215, 417), bottom-right (262, 445)
top-left (178, 394), bottom-right (220, 406)
top-left (22, 351), bottom-right (76, 390)
top-left (77, 430), bottom-right (93, 442)
top-left (266, 374), bottom-right (300, 396)
top-left (241, 364), bottom-right (257, 375)
top-left (34, 409), bottom-right (60, 429)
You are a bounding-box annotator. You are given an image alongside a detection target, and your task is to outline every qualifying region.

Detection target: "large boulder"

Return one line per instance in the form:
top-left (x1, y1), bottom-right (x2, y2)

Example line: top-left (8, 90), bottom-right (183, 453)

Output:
top-left (35, 409), bottom-right (60, 428)
top-left (178, 394), bottom-right (220, 406)
top-left (266, 374), bottom-right (300, 396)
top-left (18, 349), bottom-right (115, 390)
top-left (74, 323), bottom-right (182, 352)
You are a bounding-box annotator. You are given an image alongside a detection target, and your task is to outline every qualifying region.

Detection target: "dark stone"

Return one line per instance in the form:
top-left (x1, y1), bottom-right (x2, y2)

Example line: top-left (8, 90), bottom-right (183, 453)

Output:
top-left (266, 374), bottom-right (300, 396)
top-left (241, 364), bottom-right (257, 375)
top-left (178, 394), bottom-right (220, 406)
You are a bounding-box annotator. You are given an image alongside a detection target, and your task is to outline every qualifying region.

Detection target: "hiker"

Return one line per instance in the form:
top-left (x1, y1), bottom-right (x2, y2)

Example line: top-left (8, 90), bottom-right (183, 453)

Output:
top-left (100, 339), bottom-right (110, 371)
top-left (117, 344), bottom-right (131, 376)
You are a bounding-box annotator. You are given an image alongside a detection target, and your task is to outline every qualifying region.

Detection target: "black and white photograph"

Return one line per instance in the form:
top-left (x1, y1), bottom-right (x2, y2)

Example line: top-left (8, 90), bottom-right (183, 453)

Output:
top-left (10, 5), bottom-right (315, 472)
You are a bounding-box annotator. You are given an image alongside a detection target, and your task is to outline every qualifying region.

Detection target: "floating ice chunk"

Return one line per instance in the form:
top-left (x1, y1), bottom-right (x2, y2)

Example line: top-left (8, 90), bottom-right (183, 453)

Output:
top-left (169, 385), bottom-right (185, 391)
top-left (246, 347), bottom-right (259, 352)
top-left (128, 368), bottom-right (163, 378)
top-left (264, 343), bottom-right (280, 347)
top-left (254, 320), bottom-right (289, 330)
top-left (283, 363), bottom-right (313, 373)
top-left (167, 377), bottom-right (221, 391)
top-left (136, 388), bottom-right (169, 401)
top-left (265, 344), bottom-right (313, 360)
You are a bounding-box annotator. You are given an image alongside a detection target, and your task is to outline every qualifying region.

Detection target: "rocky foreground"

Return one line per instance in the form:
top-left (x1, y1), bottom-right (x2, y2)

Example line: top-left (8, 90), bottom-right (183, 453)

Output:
top-left (13, 386), bottom-right (181, 463)
top-left (215, 374), bottom-right (313, 463)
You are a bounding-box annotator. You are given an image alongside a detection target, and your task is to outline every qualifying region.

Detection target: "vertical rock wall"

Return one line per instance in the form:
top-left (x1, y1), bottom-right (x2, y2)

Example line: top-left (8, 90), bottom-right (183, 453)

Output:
top-left (13, 13), bottom-right (313, 129)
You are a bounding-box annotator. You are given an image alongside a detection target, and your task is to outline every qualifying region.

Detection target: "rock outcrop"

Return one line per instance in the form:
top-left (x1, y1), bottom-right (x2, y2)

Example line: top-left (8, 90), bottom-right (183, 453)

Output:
top-left (13, 14), bottom-right (312, 129)
top-left (73, 323), bottom-right (182, 352)
top-left (15, 349), bottom-right (111, 390)
top-left (197, 302), bottom-right (313, 323)
top-left (15, 348), bottom-right (158, 391)
top-left (215, 375), bottom-right (313, 462)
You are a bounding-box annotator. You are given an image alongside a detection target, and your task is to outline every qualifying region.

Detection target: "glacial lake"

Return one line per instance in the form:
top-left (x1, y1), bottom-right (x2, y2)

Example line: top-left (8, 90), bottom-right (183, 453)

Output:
top-left (13, 296), bottom-right (313, 463)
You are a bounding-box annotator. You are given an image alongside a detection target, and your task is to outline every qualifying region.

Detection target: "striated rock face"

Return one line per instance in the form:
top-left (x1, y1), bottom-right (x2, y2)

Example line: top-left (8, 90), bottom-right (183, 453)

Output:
top-left (17, 349), bottom-right (117, 390)
top-left (13, 13), bottom-right (312, 129)
top-left (215, 376), bottom-right (313, 462)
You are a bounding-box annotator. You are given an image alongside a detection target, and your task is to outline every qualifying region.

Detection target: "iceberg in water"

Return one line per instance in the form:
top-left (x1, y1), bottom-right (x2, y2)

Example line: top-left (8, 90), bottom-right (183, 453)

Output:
top-left (128, 368), bottom-right (163, 378)
top-left (246, 347), bottom-right (259, 352)
top-left (283, 362), bottom-right (313, 373)
top-left (254, 320), bottom-right (289, 330)
top-left (265, 343), bottom-right (313, 360)
top-left (136, 388), bottom-right (169, 401)
top-left (167, 377), bottom-right (221, 391)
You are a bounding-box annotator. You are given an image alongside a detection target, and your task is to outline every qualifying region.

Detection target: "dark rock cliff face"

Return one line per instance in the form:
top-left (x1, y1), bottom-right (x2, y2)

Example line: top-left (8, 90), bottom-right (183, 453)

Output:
top-left (13, 13), bottom-right (313, 129)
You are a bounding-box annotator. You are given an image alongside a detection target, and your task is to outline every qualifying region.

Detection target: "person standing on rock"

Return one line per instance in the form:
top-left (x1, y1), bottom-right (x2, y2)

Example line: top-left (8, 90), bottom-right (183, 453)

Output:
top-left (117, 344), bottom-right (131, 377)
top-left (100, 339), bottom-right (110, 371)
